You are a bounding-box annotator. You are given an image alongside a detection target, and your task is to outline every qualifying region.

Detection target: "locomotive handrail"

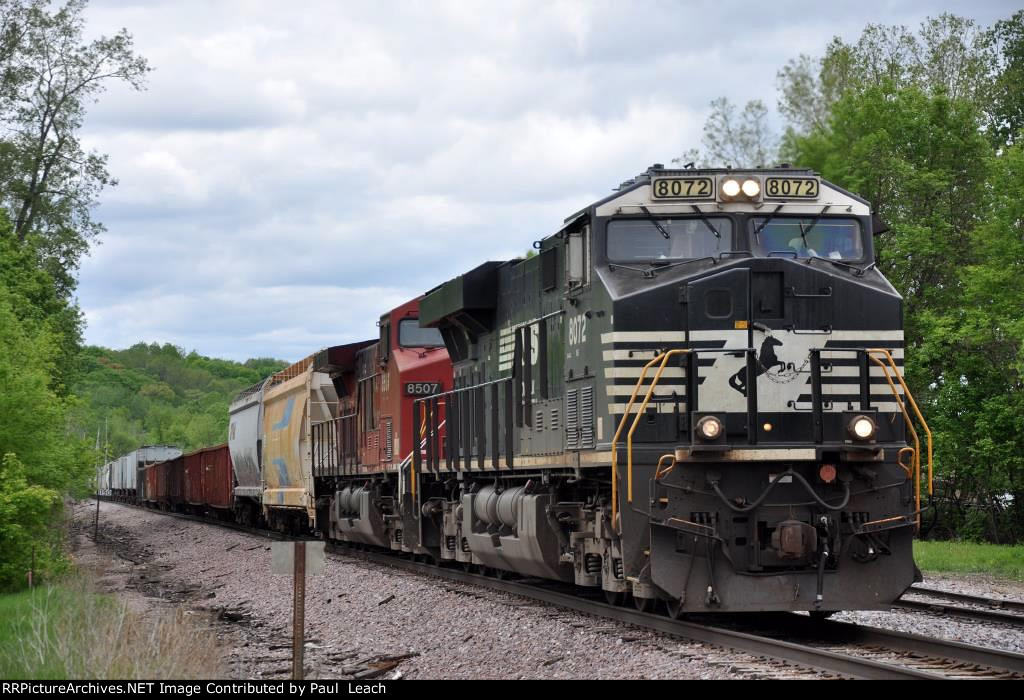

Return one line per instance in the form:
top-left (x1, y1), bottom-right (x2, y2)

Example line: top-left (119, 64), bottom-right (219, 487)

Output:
top-left (808, 345), bottom-right (933, 530)
top-left (866, 348), bottom-right (933, 530)
top-left (627, 350), bottom-right (693, 507)
top-left (412, 376), bottom-right (515, 477)
top-left (610, 349), bottom-right (690, 532)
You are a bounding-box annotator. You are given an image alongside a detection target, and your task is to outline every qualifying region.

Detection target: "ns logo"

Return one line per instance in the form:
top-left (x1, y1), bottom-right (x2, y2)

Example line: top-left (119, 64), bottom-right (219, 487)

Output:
top-left (728, 336), bottom-right (787, 397)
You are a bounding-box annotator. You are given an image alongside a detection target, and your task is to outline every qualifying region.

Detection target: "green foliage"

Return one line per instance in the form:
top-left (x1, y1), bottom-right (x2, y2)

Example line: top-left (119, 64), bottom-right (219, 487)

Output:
top-left (984, 11), bottom-right (1024, 147)
top-left (789, 84), bottom-right (990, 322)
top-left (913, 540), bottom-right (1024, 581)
top-left (0, 215), bottom-right (83, 393)
top-left (777, 14), bottom-right (995, 151)
top-left (0, 280), bottom-right (93, 494)
top-left (0, 1), bottom-right (151, 592)
top-left (0, 455), bottom-right (63, 591)
top-left (71, 344), bottom-right (286, 456)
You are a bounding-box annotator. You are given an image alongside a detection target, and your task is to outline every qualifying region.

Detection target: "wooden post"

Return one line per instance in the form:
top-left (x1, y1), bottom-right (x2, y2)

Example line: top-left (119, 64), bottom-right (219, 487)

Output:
top-left (292, 541), bottom-right (306, 680)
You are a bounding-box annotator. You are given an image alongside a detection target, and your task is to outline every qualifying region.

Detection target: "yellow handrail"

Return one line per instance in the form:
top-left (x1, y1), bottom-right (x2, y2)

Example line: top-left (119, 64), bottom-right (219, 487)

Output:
top-left (865, 348), bottom-right (933, 530)
top-left (607, 345), bottom-right (930, 534)
top-left (609, 349), bottom-right (690, 532)
top-left (655, 453), bottom-right (677, 480)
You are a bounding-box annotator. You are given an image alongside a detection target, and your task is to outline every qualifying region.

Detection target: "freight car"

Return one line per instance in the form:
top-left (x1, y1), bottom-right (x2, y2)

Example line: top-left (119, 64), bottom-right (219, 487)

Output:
top-left (183, 444), bottom-right (234, 518)
top-left (224, 297), bottom-right (451, 536)
top-left (143, 455), bottom-right (185, 511)
top-left (103, 445), bottom-right (182, 502)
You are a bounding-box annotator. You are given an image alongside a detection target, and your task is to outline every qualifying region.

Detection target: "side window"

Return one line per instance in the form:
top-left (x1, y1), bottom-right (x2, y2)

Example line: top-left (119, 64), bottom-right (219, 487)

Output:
top-left (566, 224), bottom-right (590, 289)
top-left (358, 377), bottom-right (377, 432)
top-left (379, 318), bottom-right (390, 362)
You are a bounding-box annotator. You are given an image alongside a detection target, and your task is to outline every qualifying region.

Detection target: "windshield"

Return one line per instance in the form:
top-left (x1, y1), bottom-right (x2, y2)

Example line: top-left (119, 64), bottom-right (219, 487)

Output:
top-left (399, 319), bottom-right (444, 348)
top-left (751, 217), bottom-right (864, 260)
top-left (607, 217), bottom-right (733, 262)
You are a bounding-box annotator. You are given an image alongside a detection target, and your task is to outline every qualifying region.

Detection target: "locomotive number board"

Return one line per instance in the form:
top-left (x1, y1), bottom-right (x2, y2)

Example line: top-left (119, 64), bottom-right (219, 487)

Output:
top-left (764, 177), bottom-right (819, 199)
top-left (404, 382), bottom-right (441, 396)
top-left (651, 177), bottom-right (715, 200)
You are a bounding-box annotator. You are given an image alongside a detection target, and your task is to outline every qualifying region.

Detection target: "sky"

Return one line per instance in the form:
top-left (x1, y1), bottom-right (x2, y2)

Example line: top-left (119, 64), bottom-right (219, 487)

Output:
top-left (76, 0), bottom-right (1017, 362)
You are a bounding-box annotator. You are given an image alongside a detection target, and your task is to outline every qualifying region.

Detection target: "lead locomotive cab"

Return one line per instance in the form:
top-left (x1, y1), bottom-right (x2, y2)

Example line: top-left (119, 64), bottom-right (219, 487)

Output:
top-left (409, 164), bottom-right (929, 616)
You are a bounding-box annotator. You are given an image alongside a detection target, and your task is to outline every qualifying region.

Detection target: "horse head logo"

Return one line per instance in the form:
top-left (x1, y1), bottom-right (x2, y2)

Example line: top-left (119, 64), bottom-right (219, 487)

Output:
top-left (728, 336), bottom-right (785, 397)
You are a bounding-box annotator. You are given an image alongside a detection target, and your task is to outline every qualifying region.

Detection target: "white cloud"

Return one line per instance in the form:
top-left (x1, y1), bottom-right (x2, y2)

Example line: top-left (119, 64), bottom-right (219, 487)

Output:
top-left (76, 0), bottom-right (1017, 361)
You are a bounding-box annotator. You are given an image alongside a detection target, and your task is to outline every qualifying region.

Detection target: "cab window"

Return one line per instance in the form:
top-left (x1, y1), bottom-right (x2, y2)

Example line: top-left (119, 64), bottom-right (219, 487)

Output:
top-left (751, 217), bottom-right (864, 260)
top-left (399, 319), bottom-right (444, 348)
top-left (607, 217), bottom-right (733, 262)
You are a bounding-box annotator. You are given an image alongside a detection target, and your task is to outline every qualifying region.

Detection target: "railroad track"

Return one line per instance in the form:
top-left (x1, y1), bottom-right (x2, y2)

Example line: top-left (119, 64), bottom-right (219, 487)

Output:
top-left (92, 499), bottom-right (1024, 680)
top-left (895, 586), bottom-right (1024, 628)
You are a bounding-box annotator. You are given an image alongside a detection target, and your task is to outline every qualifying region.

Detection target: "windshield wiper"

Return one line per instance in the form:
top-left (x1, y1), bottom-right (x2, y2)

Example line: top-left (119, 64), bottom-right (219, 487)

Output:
top-left (805, 255), bottom-right (870, 277)
top-left (608, 262), bottom-right (657, 278)
top-left (689, 205), bottom-right (721, 239)
top-left (647, 257), bottom-right (717, 276)
top-left (608, 256), bottom-right (717, 279)
top-left (638, 205), bottom-right (671, 239)
top-left (752, 204), bottom-right (784, 240)
top-left (798, 204), bottom-right (831, 246)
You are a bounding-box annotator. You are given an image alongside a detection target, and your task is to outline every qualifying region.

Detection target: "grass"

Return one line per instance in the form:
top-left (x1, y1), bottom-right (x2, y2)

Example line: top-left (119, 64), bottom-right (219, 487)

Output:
top-left (914, 540), bottom-right (1024, 582)
top-left (0, 580), bottom-right (224, 679)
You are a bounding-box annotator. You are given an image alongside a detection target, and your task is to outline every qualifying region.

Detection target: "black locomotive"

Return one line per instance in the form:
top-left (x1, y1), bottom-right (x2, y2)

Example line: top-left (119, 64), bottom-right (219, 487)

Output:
top-left (409, 165), bottom-right (928, 615)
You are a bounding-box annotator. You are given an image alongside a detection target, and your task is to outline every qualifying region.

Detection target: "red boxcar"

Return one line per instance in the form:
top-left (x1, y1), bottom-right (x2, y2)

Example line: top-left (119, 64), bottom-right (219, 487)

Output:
top-left (183, 444), bottom-right (233, 512)
top-left (163, 456), bottom-right (185, 509)
top-left (201, 443), bottom-right (233, 511)
top-left (184, 449), bottom-right (205, 507)
top-left (152, 456), bottom-right (185, 510)
top-left (144, 464), bottom-right (159, 505)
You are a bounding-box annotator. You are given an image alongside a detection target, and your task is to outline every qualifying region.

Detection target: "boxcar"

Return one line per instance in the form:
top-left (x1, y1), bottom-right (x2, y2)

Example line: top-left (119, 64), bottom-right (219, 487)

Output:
top-left (144, 464), bottom-right (159, 505)
top-left (162, 456), bottom-right (185, 510)
top-left (201, 444), bottom-right (234, 512)
top-left (184, 449), bottom-right (205, 508)
top-left (183, 445), bottom-right (233, 513)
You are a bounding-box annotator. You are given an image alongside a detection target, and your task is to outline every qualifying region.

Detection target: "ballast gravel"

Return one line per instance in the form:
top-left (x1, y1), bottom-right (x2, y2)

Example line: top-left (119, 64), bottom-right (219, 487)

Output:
top-left (72, 501), bottom-right (1024, 679)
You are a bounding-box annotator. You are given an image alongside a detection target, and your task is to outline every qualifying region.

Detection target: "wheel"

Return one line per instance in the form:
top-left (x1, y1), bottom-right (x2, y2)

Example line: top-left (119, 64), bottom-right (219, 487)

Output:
top-left (664, 598), bottom-right (685, 620)
top-left (603, 590), bottom-right (625, 606)
top-left (809, 610), bottom-right (835, 621)
top-left (633, 595), bottom-right (655, 613)
top-left (462, 562), bottom-right (474, 573)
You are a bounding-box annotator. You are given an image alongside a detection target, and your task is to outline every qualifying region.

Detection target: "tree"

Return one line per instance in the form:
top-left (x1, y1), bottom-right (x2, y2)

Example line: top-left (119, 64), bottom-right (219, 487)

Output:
top-left (985, 11), bottom-right (1024, 146)
top-left (777, 14), bottom-right (992, 144)
top-left (675, 97), bottom-right (778, 169)
top-left (0, 0), bottom-right (149, 296)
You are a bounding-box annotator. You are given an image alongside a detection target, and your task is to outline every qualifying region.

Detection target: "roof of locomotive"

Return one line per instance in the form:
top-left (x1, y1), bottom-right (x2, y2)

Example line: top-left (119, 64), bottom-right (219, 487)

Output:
top-left (560, 164), bottom-right (870, 229)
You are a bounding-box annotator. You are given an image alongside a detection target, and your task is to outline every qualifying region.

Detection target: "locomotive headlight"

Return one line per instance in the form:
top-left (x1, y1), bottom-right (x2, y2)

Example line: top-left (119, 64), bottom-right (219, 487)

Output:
top-left (696, 416), bottom-right (723, 441)
top-left (741, 178), bottom-right (761, 197)
top-left (721, 178), bottom-right (741, 197)
top-left (848, 415), bottom-right (877, 441)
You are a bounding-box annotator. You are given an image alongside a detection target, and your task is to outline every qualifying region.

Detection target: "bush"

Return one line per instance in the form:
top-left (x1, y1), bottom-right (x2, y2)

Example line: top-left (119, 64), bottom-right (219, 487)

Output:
top-left (0, 455), bottom-right (64, 591)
